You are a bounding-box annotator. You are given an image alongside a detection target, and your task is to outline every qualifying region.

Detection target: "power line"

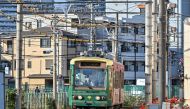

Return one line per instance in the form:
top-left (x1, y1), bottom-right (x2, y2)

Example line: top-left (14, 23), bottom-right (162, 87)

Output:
top-left (0, 1), bottom-right (152, 5)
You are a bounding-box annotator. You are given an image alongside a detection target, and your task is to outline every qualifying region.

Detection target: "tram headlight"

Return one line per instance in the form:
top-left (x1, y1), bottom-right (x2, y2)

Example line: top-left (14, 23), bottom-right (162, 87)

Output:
top-left (78, 95), bottom-right (83, 100)
top-left (95, 96), bottom-right (101, 101)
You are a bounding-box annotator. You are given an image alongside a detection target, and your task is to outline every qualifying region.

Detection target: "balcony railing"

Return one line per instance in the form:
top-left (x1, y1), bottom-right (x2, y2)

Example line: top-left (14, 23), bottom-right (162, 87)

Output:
top-left (118, 33), bottom-right (145, 42)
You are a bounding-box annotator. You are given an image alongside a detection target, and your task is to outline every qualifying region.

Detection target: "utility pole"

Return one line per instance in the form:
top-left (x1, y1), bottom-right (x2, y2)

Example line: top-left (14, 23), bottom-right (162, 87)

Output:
top-left (134, 27), bottom-right (137, 84)
top-left (15, 0), bottom-right (23, 108)
top-left (52, 14), bottom-right (58, 106)
top-left (89, 2), bottom-right (94, 51)
top-left (145, 0), bottom-right (152, 104)
top-left (113, 13), bottom-right (119, 62)
top-left (158, 0), bottom-right (167, 107)
top-left (152, 0), bottom-right (158, 99)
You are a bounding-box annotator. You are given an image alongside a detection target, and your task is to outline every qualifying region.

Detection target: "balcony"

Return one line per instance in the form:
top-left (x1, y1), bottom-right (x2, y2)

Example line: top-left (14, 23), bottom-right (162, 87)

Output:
top-left (124, 71), bottom-right (145, 80)
top-left (118, 33), bottom-right (145, 42)
top-left (0, 23), bottom-right (15, 26)
top-left (121, 52), bottom-right (145, 61)
top-left (0, 8), bottom-right (16, 12)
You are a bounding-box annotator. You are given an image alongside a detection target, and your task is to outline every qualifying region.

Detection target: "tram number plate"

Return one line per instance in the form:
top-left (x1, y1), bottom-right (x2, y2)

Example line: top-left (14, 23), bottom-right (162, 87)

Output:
top-left (85, 101), bottom-right (93, 105)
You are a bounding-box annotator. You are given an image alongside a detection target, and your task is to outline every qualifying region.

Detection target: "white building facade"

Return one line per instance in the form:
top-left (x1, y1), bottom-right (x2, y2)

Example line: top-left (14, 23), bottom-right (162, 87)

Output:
top-left (119, 15), bottom-right (145, 85)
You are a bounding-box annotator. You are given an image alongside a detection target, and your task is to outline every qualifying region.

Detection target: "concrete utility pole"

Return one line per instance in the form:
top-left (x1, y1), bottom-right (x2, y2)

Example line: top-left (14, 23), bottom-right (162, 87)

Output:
top-left (113, 13), bottom-right (119, 62)
top-left (145, 0), bottom-right (153, 104)
top-left (114, 13), bottom-right (119, 61)
top-left (158, 0), bottom-right (167, 107)
top-left (152, 0), bottom-right (158, 99)
top-left (52, 14), bottom-right (58, 105)
top-left (89, 2), bottom-right (94, 51)
top-left (15, 0), bottom-right (23, 108)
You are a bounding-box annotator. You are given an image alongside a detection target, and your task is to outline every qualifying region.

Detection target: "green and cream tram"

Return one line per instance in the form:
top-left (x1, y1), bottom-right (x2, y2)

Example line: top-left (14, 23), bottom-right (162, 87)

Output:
top-left (68, 57), bottom-right (124, 109)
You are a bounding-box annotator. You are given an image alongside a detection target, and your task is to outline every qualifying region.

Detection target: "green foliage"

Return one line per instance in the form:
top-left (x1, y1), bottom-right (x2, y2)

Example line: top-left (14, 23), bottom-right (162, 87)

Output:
top-left (124, 95), bottom-right (145, 108)
top-left (6, 89), bottom-right (27, 109)
top-left (46, 97), bottom-right (57, 109)
top-left (21, 91), bottom-right (26, 109)
top-left (6, 89), bottom-right (16, 109)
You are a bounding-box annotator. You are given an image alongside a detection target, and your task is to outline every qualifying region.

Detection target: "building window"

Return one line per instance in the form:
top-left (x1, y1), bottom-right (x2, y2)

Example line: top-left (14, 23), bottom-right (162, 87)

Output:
top-left (40, 38), bottom-right (51, 48)
top-left (124, 80), bottom-right (136, 85)
top-left (28, 39), bottom-right (31, 47)
top-left (25, 22), bottom-right (32, 30)
top-left (37, 20), bottom-right (42, 28)
top-left (121, 43), bottom-right (131, 52)
top-left (121, 24), bottom-right (128, 33)
top-left (0, 61), bottom-right (11, 75)
top-left (68, 40), bottom-right (75, 47)
top-left (27, 61), bottom-right (32, 68)
top-left (138, 62), bottom-right (145, 72)
top-left (140, 8), bottom-right (145, 15)
top-left (123, 61), bottom-right (135, 71)
top-left (138, 26), bottom-right (145, 35)
top-left (67, 59), bottom-right (71, 70)
top-left (71, 18), bottom-right (79, 28)
top-left (45, 59), bottom-right (53, 70)
top-left (137, 44), bottom-right (145, 53)
top-left (7, 40), bottom-right (13, 54)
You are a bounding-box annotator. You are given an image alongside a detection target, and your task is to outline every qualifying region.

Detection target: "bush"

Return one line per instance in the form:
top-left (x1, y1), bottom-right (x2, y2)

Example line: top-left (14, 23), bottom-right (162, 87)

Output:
top-left (46, 97), bottom-right (57, 109)
top-left (6, 89), bottom-right (16, 109)
top-left (6, 89), bottom-right (26, 109)
top-left (124, 95), bottom-right (145, 108)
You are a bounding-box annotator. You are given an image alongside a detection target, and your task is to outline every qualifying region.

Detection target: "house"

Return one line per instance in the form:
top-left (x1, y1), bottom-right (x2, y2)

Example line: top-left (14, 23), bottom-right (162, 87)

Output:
top-left (1, 27), bottom-right (87, 90)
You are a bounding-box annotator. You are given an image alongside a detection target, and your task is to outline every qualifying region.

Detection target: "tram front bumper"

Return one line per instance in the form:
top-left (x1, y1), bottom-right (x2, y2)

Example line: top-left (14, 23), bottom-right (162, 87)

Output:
top-left (72, 100), bottom-right (110, 107)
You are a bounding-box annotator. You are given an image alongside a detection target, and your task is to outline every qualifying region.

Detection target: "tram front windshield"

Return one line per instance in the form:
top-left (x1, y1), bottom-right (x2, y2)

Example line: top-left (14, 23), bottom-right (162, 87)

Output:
top-left (75, 68), bottom-right (106, 88)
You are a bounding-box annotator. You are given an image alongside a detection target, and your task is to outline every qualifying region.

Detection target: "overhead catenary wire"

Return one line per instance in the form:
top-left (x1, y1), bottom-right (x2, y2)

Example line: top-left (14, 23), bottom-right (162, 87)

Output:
top-left (0, 1), bottom-right (152, 4)
top-left (3, 0), bottom-right (146, 28)
top-left (1, 0), bottom-right (147, 30)
top-left (0, 8), bottom-right (146, 44)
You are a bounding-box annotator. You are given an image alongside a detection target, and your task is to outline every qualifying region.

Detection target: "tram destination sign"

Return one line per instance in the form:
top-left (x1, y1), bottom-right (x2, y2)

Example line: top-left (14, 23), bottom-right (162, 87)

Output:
top-left (80, 62), bottom-right (101, 67)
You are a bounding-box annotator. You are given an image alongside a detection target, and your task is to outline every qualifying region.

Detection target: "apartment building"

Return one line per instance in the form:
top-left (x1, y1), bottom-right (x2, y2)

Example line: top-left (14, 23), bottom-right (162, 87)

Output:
top-left (0, 1), bottom-right (16, 33)
top-left (0, 0), bottom-right (54, 33)
top-left (95, 14), bottom-right (145, 85)
top-left (1, 27), bottom-right (87, 89)
top-left (120, 15), bottom-right (145, 85)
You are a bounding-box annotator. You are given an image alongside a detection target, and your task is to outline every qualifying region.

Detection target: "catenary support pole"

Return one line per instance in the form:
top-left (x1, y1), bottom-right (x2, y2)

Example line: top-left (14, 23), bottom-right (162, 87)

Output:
top-left (52, 14), bottom-right (58, 107)
top-left (15, 0), bottom-right (23, 109)
top-left (145, 0), bottom-right (153, 104)
top-left (152, 0), bottom-right (158, 99)
top-left (113, 13), bottom-right (119, 62)
top-left (158, 0), bottom-right (167, 107)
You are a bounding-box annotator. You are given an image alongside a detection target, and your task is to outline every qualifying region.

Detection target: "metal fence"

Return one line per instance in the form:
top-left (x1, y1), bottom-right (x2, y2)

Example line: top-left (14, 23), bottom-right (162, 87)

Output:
top-left (23, 92), bottom-right (68, 109)
top-left (5, 85), bottom-right (182, 109)
top-left (124, 85), bottom-right (145, 97)
top-left (124, 85), bottom-right (182, 98)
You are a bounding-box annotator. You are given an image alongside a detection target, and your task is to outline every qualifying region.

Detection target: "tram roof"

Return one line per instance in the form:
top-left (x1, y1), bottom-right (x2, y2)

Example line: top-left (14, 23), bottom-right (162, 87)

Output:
top-left (70, 57), bottom-right (113, 66)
